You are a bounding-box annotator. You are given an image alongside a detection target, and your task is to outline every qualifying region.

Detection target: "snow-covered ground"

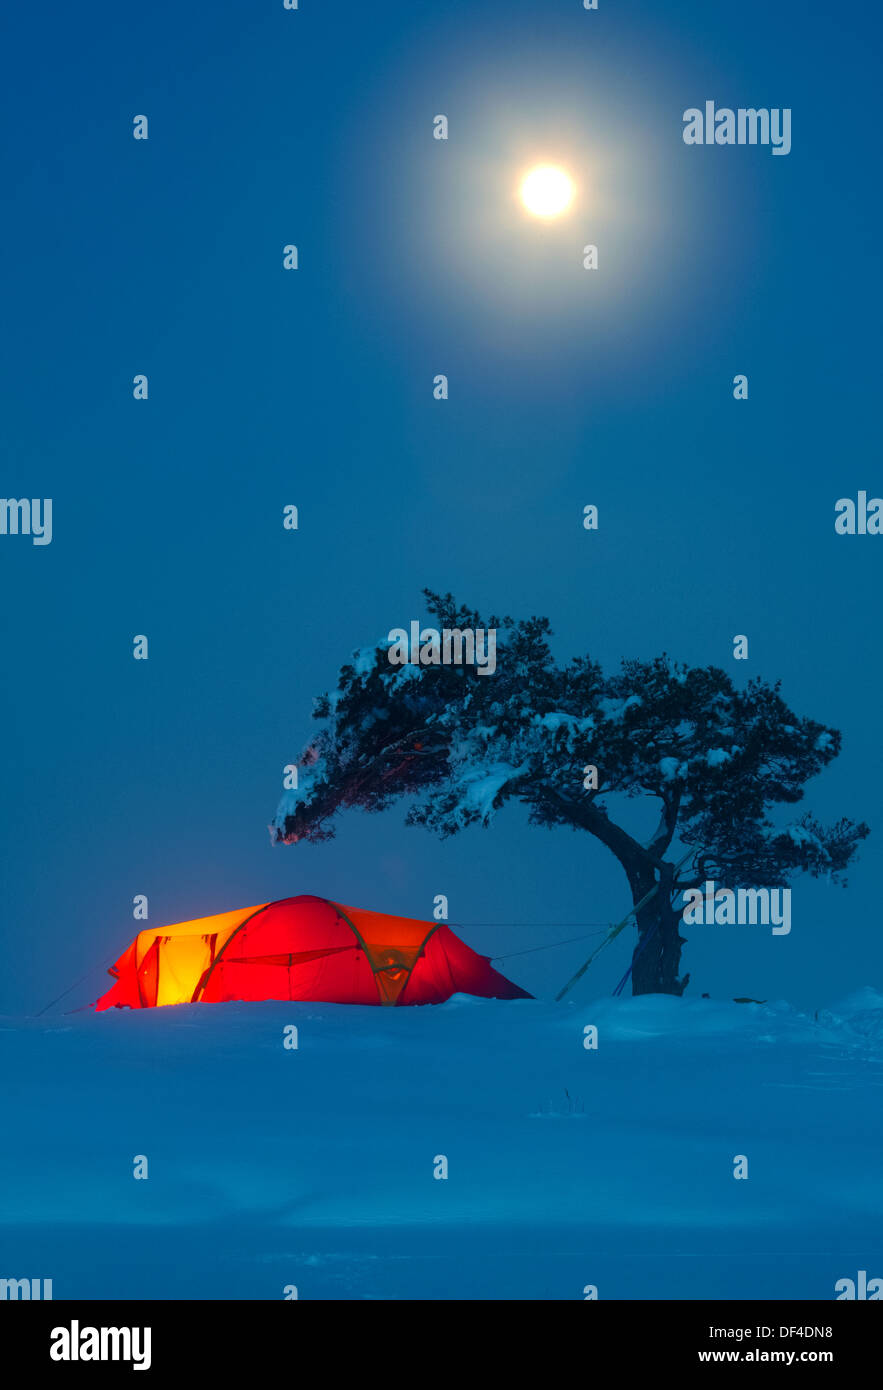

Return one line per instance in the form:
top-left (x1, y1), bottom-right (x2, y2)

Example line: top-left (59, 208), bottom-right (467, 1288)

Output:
top-left (2, 991), bottom-right (881, 1300)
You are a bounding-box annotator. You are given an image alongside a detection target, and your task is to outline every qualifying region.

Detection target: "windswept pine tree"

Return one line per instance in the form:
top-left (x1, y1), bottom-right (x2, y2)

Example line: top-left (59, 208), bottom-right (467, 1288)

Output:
top-left (272, 591), bottom-right (868, 996)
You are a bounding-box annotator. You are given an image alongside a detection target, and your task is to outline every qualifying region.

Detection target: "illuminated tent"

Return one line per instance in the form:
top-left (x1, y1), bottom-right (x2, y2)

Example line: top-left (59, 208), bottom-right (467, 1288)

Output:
top-left (93, 894), bottom-right (531, 1010)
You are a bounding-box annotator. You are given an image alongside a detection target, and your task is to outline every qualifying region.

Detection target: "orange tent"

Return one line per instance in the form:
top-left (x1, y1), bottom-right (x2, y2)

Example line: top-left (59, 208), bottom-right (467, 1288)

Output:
top-left (93, 894), bottom-right (531, 1010)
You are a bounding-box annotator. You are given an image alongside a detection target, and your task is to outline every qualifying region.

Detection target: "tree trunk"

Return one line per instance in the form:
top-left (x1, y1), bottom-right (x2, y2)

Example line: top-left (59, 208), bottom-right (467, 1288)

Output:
top-left (630, 893), bottom-right (689, 996)
top-left (555, 791), bottom-right (692, 997)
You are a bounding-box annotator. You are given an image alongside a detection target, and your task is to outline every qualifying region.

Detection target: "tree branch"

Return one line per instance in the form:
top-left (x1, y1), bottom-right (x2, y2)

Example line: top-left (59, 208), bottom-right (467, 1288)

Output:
top-left (538, 785), bottom-right (657, 886)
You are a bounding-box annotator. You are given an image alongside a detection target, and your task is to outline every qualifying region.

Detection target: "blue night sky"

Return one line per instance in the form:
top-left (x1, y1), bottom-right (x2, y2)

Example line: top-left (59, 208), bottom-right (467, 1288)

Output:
top-left (2, 0), bottom-right (880, 1014)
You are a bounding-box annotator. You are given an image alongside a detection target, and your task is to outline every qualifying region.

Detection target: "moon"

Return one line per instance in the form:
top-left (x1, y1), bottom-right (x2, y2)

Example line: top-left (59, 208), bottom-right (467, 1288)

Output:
top-left (519, 165), bottom-right (575, 219)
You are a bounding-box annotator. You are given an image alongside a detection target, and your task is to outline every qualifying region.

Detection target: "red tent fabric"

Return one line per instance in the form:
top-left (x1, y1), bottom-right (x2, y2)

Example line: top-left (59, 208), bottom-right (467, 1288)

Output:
top-left (93, 895), bottom-right (531, 1010)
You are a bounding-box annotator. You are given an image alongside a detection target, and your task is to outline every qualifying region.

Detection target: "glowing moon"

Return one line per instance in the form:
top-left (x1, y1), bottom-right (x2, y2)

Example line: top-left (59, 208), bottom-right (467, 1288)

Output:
top-left (519, 165), bottom-right (575, 218)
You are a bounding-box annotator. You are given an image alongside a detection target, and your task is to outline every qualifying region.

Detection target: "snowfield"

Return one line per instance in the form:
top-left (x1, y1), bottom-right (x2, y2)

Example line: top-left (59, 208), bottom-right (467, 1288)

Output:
top-left (1, 991), bottom-right (881, 1300)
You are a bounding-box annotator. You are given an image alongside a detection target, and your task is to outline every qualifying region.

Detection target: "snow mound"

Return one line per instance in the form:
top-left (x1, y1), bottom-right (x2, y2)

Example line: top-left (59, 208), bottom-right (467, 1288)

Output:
top-left (819, 987), bottom-right (883, 1042)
